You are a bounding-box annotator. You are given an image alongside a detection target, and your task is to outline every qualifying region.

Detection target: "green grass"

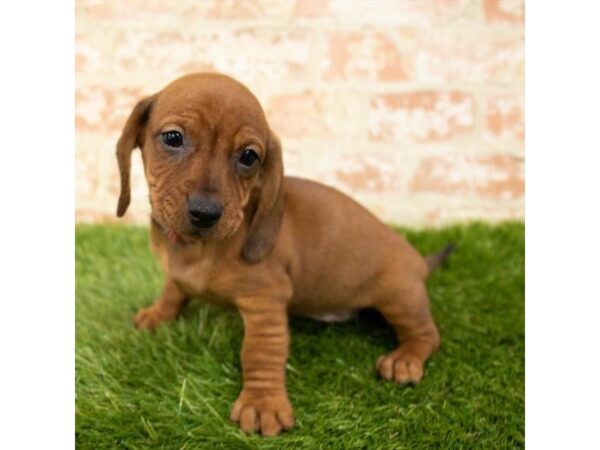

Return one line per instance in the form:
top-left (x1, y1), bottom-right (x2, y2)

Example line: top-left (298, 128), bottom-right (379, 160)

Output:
top-left (76, 222), bottom-right (524, 449)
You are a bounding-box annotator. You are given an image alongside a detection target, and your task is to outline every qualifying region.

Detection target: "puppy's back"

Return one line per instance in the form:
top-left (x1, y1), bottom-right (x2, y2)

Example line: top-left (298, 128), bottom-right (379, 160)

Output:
top-left (280, 177), bottom-right (426, 310)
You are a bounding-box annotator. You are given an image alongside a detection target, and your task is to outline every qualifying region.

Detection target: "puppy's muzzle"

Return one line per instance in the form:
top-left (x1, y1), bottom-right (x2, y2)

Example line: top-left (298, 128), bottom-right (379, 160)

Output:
top-left (187, 195), bottom-right (223, 229)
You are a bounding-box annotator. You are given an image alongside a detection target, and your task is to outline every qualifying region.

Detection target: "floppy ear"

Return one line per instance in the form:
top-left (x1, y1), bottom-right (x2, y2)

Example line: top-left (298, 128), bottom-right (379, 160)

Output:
top-left (242, 130), bottom-right (285, 263)
top-left (115, 95), bottom-right (156, 217)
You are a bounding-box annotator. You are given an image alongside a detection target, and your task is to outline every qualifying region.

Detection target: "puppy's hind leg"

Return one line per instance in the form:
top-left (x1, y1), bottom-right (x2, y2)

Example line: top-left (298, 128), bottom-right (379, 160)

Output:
top-left (374, 282), bottom-right (439, 385)
top-left (134, 277), bottom-right (188, 330)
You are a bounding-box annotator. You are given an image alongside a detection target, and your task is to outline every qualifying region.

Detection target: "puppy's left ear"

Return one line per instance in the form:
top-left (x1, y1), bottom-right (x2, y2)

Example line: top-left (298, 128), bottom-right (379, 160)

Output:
top-left (116, 94), bottom-right (156, 217)
top-left (242, 130), bottom-right (285, 263)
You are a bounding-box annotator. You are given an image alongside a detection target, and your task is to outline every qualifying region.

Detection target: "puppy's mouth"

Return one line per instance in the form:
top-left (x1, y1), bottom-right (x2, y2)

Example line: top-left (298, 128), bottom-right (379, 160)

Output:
top-left (166, 228), bottom-right (182, 244)
top-left (165, 227), bottom-right (208, 245)
top-left (152, 216), bottom-right (201, 246)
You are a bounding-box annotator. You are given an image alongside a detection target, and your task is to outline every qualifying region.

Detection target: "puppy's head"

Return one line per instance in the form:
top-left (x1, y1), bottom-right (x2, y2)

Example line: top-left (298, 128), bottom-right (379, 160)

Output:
top-left (116, 73), bottom-right (284, 262)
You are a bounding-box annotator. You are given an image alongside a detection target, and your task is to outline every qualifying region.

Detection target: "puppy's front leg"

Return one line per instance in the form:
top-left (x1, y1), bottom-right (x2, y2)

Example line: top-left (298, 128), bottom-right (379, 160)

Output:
top-left (133, 277), bottom-right (187, 330)
top-left (230, 299), bottom-right (294, 436)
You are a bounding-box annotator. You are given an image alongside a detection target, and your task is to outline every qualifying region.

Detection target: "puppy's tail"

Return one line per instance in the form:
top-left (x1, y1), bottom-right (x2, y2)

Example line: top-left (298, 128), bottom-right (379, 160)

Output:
top-left (425, 243), bottom-right (456, 274)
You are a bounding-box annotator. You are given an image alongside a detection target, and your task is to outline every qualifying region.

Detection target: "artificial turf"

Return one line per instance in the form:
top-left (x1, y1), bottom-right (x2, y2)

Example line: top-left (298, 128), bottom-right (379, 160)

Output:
top-left (75, 222), bottom-right (524, 449)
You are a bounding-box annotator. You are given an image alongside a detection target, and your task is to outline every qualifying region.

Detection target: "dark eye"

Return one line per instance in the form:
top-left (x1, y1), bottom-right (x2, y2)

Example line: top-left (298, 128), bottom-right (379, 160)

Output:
top-left (238, 148), bottom-right (259, 168)
top-left (161, 130), bottom-right (184, 149)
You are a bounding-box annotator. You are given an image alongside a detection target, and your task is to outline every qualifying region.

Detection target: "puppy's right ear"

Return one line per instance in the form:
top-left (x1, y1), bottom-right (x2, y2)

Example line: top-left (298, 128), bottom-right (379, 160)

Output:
top-left (116, 95), bottom-right (156, 217)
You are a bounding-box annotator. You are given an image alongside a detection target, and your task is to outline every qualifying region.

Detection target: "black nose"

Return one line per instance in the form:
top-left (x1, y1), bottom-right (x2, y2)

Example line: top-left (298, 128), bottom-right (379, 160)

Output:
top-left (187, 196), bottom-right (223, 228)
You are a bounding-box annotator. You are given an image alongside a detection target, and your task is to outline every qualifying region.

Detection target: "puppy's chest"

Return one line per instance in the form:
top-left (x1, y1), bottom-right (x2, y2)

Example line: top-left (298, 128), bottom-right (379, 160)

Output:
top-left (166, 247), bottom-right (235, 306)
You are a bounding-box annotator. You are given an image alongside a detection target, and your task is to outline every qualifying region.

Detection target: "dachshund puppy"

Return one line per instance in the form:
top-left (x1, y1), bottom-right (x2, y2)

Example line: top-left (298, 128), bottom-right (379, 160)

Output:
top-left (116, 73), bottom-right (452, 436)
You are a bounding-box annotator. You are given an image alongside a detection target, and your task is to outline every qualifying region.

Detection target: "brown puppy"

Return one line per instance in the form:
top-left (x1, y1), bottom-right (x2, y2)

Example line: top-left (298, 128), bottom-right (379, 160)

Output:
top-left (116, 73), bottom-right (452, 437)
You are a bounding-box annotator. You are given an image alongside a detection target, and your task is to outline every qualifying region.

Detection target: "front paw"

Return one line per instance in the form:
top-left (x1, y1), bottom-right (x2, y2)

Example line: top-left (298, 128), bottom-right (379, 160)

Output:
top-left (133, 304), bottom-right (168, 330)
top-left (230, 389), bottom-right (295, 436)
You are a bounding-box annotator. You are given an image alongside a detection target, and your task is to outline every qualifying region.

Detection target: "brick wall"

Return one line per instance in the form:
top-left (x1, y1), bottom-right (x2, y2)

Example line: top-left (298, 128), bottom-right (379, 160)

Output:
top-left (76, 0), bottom-right (524, 226)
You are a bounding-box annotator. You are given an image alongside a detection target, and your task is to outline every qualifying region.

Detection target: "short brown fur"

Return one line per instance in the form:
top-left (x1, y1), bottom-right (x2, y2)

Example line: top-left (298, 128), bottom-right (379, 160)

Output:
top-left (117, 73), bottom-right (446, 436)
